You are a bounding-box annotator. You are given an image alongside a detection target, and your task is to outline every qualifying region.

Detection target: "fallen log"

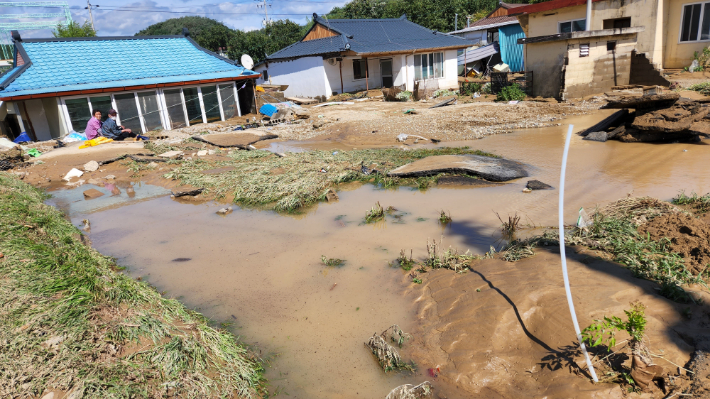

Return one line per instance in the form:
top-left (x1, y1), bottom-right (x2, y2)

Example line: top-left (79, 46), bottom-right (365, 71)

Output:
top-left (576, 109), bottom-right (630, 136)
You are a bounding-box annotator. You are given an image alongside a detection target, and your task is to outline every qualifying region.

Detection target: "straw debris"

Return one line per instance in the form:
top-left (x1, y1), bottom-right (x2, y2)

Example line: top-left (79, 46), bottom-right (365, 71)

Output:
top-left (386, 381), bottom-right (433, 399)
top-left (365, 325), bottom-right (414, 372)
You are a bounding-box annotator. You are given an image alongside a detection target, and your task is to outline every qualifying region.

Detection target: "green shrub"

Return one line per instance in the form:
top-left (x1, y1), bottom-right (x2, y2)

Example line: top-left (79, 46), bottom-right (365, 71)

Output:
top-left (481, 82), bottom-right (492, 94)
top-left (460, 81), bottom-right (482, 96)
top-left (497, 83), bottom-right (526, 101)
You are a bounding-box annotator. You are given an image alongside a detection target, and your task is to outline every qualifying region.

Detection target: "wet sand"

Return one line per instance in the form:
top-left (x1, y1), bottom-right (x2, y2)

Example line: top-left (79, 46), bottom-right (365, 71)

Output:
top-left (47, 112), bottom-right (710, 398)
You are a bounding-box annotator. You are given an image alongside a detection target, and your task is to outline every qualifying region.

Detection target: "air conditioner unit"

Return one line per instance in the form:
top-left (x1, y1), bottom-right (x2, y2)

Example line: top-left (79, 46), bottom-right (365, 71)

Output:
top-left (327, 58), bottom-right (338, 66)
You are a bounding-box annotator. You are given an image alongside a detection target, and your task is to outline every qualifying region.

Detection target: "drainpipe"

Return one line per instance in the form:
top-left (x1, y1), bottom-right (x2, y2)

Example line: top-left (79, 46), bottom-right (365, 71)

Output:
top-left (586, 0), bottom-right (592, 31)
top-left (455, 13), bottom-right (458, 31)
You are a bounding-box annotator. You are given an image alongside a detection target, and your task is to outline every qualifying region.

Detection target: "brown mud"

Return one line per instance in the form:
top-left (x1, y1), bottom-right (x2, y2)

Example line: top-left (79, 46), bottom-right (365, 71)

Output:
top-left (639, 213), bottom-right (710, 275)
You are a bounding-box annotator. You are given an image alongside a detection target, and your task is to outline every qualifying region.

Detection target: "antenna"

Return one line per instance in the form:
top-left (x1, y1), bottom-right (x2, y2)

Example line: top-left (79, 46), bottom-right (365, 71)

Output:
top-left (255, 0), bottom-right (272, 27)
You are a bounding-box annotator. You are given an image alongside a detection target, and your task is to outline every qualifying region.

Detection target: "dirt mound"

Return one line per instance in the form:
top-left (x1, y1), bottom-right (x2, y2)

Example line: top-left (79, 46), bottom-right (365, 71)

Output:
top-left (638, 213), bottom-right (710, 275)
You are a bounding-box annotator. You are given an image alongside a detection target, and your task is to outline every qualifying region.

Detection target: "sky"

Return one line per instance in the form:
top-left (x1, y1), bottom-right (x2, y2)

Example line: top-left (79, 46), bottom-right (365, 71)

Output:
top-left (1, 0), bottom-right (350, 39)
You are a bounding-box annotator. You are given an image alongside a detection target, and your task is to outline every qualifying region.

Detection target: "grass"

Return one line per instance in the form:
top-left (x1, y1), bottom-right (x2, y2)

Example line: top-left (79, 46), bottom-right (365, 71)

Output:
top-left (686, 81), bottom-right (710, 96)
top-left (672, 190), bottom-right (710, 213)
top-left (365, 325), bottom-right (414, 373)
top-left (163, 147), bottom-right (496, 213)
top-left (438, 210), bottom-right (452, 224)
top-left (397, 249), bottom-right (416, 271)
top-left (0, 173), bottom-right (264, 398)
top-left (365, 202), bottom-right (385, 223)
top-left (495, 211), bottom-right (521, 236)
top-left (321, 255), bottom-right (345, 267)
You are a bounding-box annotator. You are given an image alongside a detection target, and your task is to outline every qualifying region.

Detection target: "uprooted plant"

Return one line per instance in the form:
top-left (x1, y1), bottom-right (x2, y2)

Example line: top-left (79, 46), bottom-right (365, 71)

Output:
top-left (365, 325), bottom-right (415, 372)
top-left (366, 202), bottom-right (385, 223)
top-left (582, 302), bottom-right (664, 391)
top-left (672, 190), bottom-right (710, 213)
top-left (495, 211), bottom-right (521, 236)
top-left (321, 255), bottom-right (345, 267)
top-left (386, 381), bottom-right (433, 399)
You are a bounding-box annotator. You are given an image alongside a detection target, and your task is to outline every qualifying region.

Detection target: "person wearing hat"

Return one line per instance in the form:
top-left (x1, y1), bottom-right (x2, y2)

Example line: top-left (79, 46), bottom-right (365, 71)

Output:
top-left (101, 109), bottom-right (141, 141)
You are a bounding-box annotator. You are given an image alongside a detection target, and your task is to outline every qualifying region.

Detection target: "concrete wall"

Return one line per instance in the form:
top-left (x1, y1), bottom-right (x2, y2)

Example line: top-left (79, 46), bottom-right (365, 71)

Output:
top-left (562, 34), bottom-right (636, 99)
top-left (41, 97), bottom-right (64, 139)
top-left (663, 0), bottom-right (710, 69)
top-left (524, 40), bottom-right (568, 98)
top-left (254, 57), bottom-right (330, 98)
top-left (24, 99), bottom-right (53, 141)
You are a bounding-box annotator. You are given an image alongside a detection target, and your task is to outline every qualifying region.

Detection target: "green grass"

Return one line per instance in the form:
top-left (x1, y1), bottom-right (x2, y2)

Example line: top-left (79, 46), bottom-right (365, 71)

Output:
top-left (321, 255), bottom-right (345, 267)
top-left (686, 81), bottom-right (710, 96)
top-left (0, 173), bottom-right (264, 398)
top-left (672, 190), bottom-right (710, 213)
top-left (365, 202), bottom-right (385, 223)
top-left (163, 147), bottom-right (496, 213)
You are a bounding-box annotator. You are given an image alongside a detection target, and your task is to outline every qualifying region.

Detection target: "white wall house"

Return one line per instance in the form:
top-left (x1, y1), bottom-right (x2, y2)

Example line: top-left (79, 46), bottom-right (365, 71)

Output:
top-left (254, 14), bottom-right (470, 99)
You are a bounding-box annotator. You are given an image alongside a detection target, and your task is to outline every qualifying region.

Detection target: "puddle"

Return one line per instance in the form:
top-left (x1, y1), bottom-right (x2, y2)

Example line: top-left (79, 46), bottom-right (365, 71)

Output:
top-left (50, 111), bottom-right (710, 398)
top-left (46, 181), bottom-right (170, 215)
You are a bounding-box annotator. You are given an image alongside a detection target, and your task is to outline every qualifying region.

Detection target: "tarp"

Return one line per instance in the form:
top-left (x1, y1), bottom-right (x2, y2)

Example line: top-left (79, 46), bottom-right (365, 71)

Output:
top-left (457, 43), bottom-right (499, 66)
top-left (499, 24), bottom-right (525, 72)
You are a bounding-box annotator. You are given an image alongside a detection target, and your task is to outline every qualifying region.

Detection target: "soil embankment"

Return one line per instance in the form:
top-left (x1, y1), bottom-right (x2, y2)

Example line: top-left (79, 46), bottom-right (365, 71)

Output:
top-left (639, 213), bottom-right (710, 275)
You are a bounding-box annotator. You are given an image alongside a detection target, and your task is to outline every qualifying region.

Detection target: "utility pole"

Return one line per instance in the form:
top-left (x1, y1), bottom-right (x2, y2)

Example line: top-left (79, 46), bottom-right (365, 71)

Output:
top-left (454, 13), bottom-right (458, 31)
top-left (255, 0), bottom-right (272, 26)
top-left (85, 0), bottom-right (99, 31)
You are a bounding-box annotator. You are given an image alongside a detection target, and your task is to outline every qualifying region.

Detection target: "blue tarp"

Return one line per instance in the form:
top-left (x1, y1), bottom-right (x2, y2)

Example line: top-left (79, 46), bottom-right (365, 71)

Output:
top-left (499, 24), bottom-right (525, 72)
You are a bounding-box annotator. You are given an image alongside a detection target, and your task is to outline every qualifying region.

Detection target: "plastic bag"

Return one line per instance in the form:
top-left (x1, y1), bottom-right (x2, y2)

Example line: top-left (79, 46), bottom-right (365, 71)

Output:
top-left (79, 137), bottom-right (113, 149)
top-left (577, 207), bottom-right (592, 228)
top-left (64, 132), bottom-right (87, 143)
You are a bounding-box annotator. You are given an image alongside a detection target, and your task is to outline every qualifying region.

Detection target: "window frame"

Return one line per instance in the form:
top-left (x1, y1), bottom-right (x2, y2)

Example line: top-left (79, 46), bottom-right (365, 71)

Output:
top-left (352, 59), bottom-right (369, 80)
top-left (678, 1), bottom-right (710, 43)
top-left (558, 18), bottom-right (586, 34)
top-left (413, 52), bottom-right (445, 82)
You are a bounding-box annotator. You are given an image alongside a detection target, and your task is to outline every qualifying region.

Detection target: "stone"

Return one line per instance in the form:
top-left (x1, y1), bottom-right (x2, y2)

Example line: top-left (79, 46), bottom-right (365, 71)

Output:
top-left (147, 162), bottom-right (159, 168)
top-left (83, 188), bottom-right (104, 199)
top-left (208, 149), bottom-right (216, 155)
top-left (40, 393), bottom-right (55, 399)
top-left (87, 178), bottom-right (101, 185)
top-left (104, 175), bottom-right (116, 180)
top-left (216, 207), bottom-right (233, 215)
top-left (83, 160), bottom-right (99, 172)
top-left (583, 131), bottom-right (608, 142)
top-left (325, 189), bottom-right (339, 202)
top-left (526, 180), bottom-right (553, 190)
top-left (388, 154), bottom-right (527, 182)
top-left (197, 150), bottom-right (208, 157)
top-left (158, 150), bottom-right (184, 159)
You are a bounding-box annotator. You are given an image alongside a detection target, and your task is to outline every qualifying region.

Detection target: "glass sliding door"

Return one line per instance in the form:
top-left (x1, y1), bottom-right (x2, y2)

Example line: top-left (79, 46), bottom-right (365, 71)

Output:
top-left (114, 93), bottom-right (142, 133)
top-left (164, 89), bottom-right (187, 129)
top-left (137, 91), bottom-right (163, 131)
top-left (88, 96), bottom-right (112, 122)
top-left (219, 84), bottom-right (238, 119)
top-left (200, 85), bottom-right (222, 123)
top-left (64, 98), bottom-right (91, 132)
top-left (183, 87), bottom-right (203, 125)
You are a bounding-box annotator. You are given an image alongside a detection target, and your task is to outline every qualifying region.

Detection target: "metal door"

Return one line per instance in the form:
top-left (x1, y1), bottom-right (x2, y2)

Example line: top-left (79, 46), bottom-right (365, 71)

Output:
top-left (380, 59), bottom-right (393, 88)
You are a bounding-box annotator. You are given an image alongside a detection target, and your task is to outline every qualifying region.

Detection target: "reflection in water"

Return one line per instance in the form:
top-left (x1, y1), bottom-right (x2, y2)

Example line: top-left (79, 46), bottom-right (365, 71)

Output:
top-left (58, 112), bottom-right (710, 398)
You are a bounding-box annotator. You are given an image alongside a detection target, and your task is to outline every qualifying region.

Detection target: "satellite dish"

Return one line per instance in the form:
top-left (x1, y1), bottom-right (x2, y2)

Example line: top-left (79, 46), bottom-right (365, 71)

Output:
top-left (241, 54), bottom-right (254, 70)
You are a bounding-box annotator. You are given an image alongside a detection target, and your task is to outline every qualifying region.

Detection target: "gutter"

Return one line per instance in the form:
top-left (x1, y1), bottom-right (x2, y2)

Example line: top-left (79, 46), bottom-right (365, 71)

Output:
top-left (518, 26), bottom-right (644, 44)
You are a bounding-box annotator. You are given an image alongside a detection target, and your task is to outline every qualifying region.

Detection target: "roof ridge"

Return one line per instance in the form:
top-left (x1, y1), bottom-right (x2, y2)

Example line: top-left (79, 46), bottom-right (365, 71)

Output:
top-left (22, 35), bottom-right (185, 43)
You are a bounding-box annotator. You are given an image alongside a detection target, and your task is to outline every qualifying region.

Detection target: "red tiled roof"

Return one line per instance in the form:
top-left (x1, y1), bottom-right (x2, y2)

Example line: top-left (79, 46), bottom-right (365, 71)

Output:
top-left (512, 0), bottom-right (605, 15)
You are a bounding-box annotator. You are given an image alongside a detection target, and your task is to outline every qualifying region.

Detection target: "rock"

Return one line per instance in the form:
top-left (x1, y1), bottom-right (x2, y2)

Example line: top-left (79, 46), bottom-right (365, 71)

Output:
top-left (216, 207), bottom-right (233, 215)
top-left (172, 188), bottom-right (204, 197)
top-left (40, 393), bottom-right (55, 399)
top-left (197, 150), bottom-right (208, 157)
top-left (147, 162), bottom-right (158, 168)
top-left (388, 154), bottom-right (528, 182)
top-left (87, 178), bottom-right (102, 185)
top-left (325, 189), bottom-right (339, 202)
top-left (63, 168), bottom-right (83, 181)
top-left (526, 180), bottom-right (553, 190)
top-left (83, 188), bottom-right (104, 199)
top-left (104, 175), bottom-right (116, 180)
top-left (294, 108), bottom-right (310, 119)
top-left (83, 160), bottom-right (99, 172)
top-left (208, 150), bottom-right (216, 155)
top-left (158, 150), bottom-right (184, 159)
top-left (583, 131), bottom-right (608, 142)
top-left (312, 120), bottom-right (325, 129)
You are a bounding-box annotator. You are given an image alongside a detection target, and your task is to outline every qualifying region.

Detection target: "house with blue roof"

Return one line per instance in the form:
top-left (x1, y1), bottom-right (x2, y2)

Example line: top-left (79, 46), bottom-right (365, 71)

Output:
top-left (0, 30), bottom-right (259, 142)
top-left (254, 14), bottom-right (472, 99)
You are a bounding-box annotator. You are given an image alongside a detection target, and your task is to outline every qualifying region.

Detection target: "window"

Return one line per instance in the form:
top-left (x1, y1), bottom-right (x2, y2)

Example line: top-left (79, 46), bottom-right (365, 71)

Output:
top-left (353, 59), bottom-right (368, 80)
top-left (559, 19), bottom-right (586, 33)
top-left (164, 89), bottom-right (187, 129)
top-left (607, 41), bottom-right (617, 51)
top-left (183, 88), bottom-right (203, 125)
top-left (580, 43), bottom-right (590, 57)
top-left (89, 96), bottom-right (112, 122)
top-left (137, 91), bottom-right (163, 131)
top-left (113, 93), bottom-right (143, 133)
top-left (680, 2), bottom-right (710, 42)
top-left (64, 98), bottom-right (90, 133)
top-left (219, 84), bottom-right (238, 119)
top-left (603, 17), bottom-right (631, 29)
top-left (262, 69), bottom-right (269, 81)
top-left (414, 52), bottom-right (444, 81)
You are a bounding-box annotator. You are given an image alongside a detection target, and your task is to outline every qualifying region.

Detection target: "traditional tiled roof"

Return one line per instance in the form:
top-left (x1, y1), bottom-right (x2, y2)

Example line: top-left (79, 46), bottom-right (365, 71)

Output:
top-left (449, 16), bottom-right (519, 34)
top-left (266, 15), bottom-right (471, 61)
top-left (0, 35), bottom-right (257, 99)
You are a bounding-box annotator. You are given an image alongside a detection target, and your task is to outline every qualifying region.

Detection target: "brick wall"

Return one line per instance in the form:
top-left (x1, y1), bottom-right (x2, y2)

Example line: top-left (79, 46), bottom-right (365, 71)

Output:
top-left (629, 51), bottom-right (670, 86)
top-left (16, 52), bottom-right (24, 66)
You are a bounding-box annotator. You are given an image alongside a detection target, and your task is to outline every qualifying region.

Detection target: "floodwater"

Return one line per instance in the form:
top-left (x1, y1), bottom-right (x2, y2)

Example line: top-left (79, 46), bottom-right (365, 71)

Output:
top-left (49, 111), bottom-right (710, 398)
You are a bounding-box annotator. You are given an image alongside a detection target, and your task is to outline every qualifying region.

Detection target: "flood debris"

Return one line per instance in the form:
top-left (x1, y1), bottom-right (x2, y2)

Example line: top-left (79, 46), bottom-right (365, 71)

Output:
top-left (325, 188), bottom-right (339, 202)
top-left (63, 168), bottom-right (83, 181)
top-left (82, 188), bottom-right (104, 199)
top-left (365, 202), bottom-right (385, 223)
top-left (216, 207), bottom-right (233, 215)
top-left (388, 154), bottom-right (527, 182)
top-left (604, 92), bottom-right (680, 111)
top-left (158, 150), bottom-right (184, 159)
top-left (385, 381), bottom-right (433, 399)
top-left (429, 97), bottom-right (456, 109)
top-left (191, 133), bottom-right (278, 149)
top-left (171, 188), bottom-right (205, 197)
top-left (365, 325), bottom-right (414, 372)
top-left (83, 160), bottom-right (99, 172)
top-left (395, 133), bottom-right (440, 144)
top-left (321, 255), bottom-right (345, 267)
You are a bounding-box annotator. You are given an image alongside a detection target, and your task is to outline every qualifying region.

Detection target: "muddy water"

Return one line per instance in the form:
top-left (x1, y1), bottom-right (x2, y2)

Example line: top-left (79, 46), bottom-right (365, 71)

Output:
top-left (53, 111), bottom-right (710, 398)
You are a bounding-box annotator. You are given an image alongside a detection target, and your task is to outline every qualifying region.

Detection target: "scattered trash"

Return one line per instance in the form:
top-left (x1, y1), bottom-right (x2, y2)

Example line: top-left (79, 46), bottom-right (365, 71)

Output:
top-left (329, 282), bottom-right (337, 291)
top-left (429, 98), bottom-right (456, 109)
top-left (259, 103), bottom-right (279, 117)
top-left (12, 132), bottom-right (32, 144)
top-left (63, 132), bottom-right (87, 143)
top-left (63, 168), bottom-right (84, 181)
top-left (79, 137), bottom-right (113, 149)
top-left (385, 381), bottom-right (433, 399)
top-left (197, 150), bottom-right (208, 157)
top-left (577, 207), bottom-right (592, 228)
top-left (689, 59), bottom-right (701, 72)
top-left (216, 207), bottom-right (233, 215)
top-left (492, 62), bottom-right (510, 72)
top-left (427, 367), bottom-right (440, 377)
top-left (508, 100), bottom-right (519, 105)
top-left (0, 137), bottom-right (19, 149)
top-left (332, 151), bottom-right (338, 155)
top-left (473, 92), bottom-right (481, 98)
top-left (522, 187), bottom-right (532, 193)
top-left (83, 160), bottom-right (99, 172)
top-left (404, 109), bottom-right (415, 114)
top-left (25, 148), bottom-right (42, 157)
top-left (82, 188), bottom-right (104, 199)
top-left (319, 168), bottom-right (327, 173)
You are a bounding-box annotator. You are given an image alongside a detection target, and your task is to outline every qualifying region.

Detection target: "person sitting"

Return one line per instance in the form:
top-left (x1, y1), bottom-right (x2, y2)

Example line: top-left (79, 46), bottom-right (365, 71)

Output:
top-left (85, 109), bottom-right (104, 140)
top-left (101, 109), bottom-right (137, 141)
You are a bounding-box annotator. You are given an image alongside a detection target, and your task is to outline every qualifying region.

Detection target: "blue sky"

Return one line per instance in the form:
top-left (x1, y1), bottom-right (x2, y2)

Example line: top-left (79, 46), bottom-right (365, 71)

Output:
top-left (2, 0), bottom-right (349, 38)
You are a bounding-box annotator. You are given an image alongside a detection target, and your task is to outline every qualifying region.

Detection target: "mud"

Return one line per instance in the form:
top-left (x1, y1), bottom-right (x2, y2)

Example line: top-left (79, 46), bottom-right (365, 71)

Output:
top-left (639, 213), bottom-right (710, 275)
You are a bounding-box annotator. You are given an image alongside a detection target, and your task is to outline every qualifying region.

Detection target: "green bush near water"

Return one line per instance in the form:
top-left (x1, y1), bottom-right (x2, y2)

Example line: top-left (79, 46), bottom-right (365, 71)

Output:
top-left (0, 173), bottom-right (264, 398)
top-left (497, 83), bottom-right (526, 102)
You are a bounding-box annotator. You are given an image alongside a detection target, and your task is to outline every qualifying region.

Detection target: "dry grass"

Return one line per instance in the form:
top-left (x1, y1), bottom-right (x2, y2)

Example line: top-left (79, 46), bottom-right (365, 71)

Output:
top-left (365, 325), bottom-right (414, 372)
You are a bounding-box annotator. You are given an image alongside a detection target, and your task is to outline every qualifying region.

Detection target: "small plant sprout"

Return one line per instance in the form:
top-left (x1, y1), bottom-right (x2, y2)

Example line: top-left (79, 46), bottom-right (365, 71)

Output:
top-left (495, 211), bottom-right (521, 236)
top-left (321, 255), bottom-right (345, 267)
top-left (398, 249), bottom-right (416, 271)
top-left (439, 210), bottom-right (452, 224)
top-left (412, 278), bottom-right (422, 284)
top-left (366, 202), bottom-right (386, 223)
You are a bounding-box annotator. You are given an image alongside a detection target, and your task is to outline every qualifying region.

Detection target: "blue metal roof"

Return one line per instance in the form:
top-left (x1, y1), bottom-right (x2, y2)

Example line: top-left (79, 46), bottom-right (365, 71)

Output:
top-left (267, 15), bottom-right (471, 61)
top-left (0, 36), bottom-right (257, 98)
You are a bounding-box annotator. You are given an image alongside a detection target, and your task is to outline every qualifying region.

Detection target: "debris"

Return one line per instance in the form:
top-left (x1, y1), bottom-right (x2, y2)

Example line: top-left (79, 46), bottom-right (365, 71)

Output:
top-left (577, 109), bottom-right (630, 136)
top-left (12, 132), bottom-right (32, 143)
top-left (78, 137), bottom-right (114, 149)
top-left (577, 207), bottom-right (592, 228)
top-left (293, 108), bottom-right (310, 119)
top-left (388, 154), bottom-right (527, 182)
top-left (631, 101), bottom-right (710, 133)
top-left (383, 87), bottom-right (403, 102)
top-left (313, 101), bottom-right (355, 107)
top-left (325, 189), bottom-right (339, 202)
top-left (429, 98), bottom-right (456, 109)
top-left (147, 162), bottom-right (159, 168)
top-left (25, 148), bottom-right (41, 157)
top-left (171, 188), bottom-right (204, 197)
top-left (285, 97), bottom-right (318, 105)
top-left (191, 133), bottom-right (278, 149)
top-left (216, 207), bottom-right (233, 215)
top-left (158, 150), bottom-right (184, 159)
top-left (82, 188), bottom-right (104, 199)
top-left (104, 175), bottom-right (116, 180)
top-left (365, 325), bottom-right (413, 372)
top-left (522, 187), bottom-right (532, 193)
top-left (0, 137), bottom-right (19, 149)
top-left (259, 103), bottom-right (279, 117)
top-left (63, 168), bottom-right (84, 181)
top-left (603, 93), bottom-right (679, 111)
top-left (526, 180), bottom-right (553, 190)
top-left (63, 132), bottom-right (87, 143)
top-left (583, 131), bottom-right (608, 142)
top-left (689, 59), bottom-right (701, 72)
top-left (81, 219), bottom-right (90, 231)
top-left (385, 381), bottom-right (433, 399)
top-left (492, 62), bottom-right (510, 72)
top-left (83, 160), bottom-right (99, 172)
top-left (197, 150), bottom-right (208, 157)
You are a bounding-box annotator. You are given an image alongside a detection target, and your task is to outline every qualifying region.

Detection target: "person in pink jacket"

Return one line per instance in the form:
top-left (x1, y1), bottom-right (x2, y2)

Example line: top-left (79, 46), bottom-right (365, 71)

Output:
top-left (85, 109), bottom-right (103, 140)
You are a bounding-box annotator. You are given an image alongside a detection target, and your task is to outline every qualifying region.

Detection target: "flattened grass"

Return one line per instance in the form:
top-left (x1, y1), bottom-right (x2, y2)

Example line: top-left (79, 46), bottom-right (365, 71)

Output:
top-left (164, 147), bottom-right (496, 212)
top-left (0, 173), bottom-right (264, 398)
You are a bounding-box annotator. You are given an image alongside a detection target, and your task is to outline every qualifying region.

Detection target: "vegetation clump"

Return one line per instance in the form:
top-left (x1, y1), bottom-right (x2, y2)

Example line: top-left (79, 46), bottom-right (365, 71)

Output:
top-left (0, 173), bottom-right (264, 398)
top-left (321, 255), bottom-right (345, 267)
top-left (366, 202), bottom-right (386, 223)
top-left (495, 211), bottom-right (520, 236)
top-left (398, 249), bottom-right (416, 271)
top-left (460, 81), bottom-right (483, 96)
top-left (365, 325), bottom-right (415, 372)
top-left (497, 83), bottom-right (526, 102)
top-left (438, 210), bottom-right (452, 224)
top-left (672, 190), bottom-right (710, 213)
top-left (687, 81), bottom-right (710, 95)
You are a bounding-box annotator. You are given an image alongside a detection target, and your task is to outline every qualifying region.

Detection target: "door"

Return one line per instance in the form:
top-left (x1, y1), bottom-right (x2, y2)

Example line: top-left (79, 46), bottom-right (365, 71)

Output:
top-left (380, 59), bottom-right (393, 88)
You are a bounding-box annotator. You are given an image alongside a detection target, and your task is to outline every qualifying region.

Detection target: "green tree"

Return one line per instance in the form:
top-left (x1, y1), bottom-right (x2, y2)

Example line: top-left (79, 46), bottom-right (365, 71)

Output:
top-left (52, 21), bottom-right (96, 38)
top-left (136, 16), bottom-right (227, 43)
top-left (195, 23), bottom-right (237, 53)
top-left (227, 20), bottom-right (303, 64)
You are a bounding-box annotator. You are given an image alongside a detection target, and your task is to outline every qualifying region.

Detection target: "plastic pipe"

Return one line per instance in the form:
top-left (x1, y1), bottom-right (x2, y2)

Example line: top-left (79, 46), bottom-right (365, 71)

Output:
top-left (559, 124), bottom-right (599, 382)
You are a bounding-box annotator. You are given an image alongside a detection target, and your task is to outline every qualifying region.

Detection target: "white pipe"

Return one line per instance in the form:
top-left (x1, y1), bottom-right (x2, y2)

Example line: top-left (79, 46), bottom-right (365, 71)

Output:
top-left (559, 124), bottom-right (598, 382)
top-left (586, 0), bottom-right (592, 31)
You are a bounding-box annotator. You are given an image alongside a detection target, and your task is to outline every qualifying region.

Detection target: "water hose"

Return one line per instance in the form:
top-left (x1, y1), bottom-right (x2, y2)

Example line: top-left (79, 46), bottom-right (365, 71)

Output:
top-left (559, 124), bottom-right (599, 382)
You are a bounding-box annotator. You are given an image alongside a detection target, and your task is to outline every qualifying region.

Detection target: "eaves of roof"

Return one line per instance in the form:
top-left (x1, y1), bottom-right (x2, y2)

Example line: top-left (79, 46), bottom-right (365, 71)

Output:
top-left (511, 0), bottom-right (606, 15)
top-left (449, 17), bottom-right (519, 34)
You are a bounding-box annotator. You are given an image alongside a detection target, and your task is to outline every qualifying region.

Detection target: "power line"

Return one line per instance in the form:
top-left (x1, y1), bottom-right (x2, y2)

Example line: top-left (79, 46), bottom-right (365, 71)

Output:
top-left (91, 7), bottom-right (314, 15)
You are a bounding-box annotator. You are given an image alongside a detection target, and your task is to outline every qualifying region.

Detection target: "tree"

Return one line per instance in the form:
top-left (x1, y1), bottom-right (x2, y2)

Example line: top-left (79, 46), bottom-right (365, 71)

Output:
top-left (227, 20), bottom-right (303, 64)
top-left (136, 16), bottom-right (227, 43)
top-left (195, 24), bottom-right (238, 53)
top-left (52, 21), bottom-right (96, 38)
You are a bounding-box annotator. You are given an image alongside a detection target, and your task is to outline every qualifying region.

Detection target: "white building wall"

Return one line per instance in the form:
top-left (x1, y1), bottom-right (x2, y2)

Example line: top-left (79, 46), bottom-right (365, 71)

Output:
top-left (255, 57), bottom-right (330, 98)
top-left (24, 99), bottom-right (53, 141)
